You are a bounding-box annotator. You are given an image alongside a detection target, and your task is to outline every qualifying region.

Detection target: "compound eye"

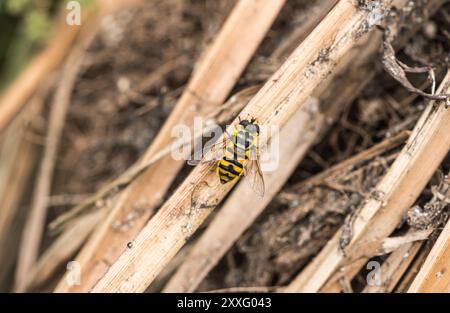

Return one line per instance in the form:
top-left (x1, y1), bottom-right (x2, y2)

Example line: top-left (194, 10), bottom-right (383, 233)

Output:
top-left (240, 120), bottom-right (250, 127)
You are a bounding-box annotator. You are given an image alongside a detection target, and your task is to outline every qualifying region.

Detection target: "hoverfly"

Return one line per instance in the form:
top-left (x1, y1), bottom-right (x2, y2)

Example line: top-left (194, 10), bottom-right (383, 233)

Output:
top-left (189, 117), bottom-right (265, 197)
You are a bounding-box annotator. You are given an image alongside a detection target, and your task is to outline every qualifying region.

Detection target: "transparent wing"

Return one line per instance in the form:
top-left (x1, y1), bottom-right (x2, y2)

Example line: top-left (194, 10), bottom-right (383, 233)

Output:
top-left (244, 148), bottom-right (265, 197)
top-left (187, 134), bottom-right (228, 166)
top-left (187, 158), bottom-right (217, 166)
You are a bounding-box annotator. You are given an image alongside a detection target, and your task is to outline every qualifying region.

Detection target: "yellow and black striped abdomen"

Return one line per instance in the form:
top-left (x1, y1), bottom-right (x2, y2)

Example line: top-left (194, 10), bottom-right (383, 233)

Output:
top-left (216, 128), bottom-right (256, 184)
top-left (216, 140), bottom-right (245, 184)
top-left (216, 158), bottom-right (244, 184)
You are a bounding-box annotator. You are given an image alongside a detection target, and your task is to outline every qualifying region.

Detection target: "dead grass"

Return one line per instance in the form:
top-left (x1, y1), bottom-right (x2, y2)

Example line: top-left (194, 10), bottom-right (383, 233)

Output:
top-left (1, 0), bottom-right (450, 293)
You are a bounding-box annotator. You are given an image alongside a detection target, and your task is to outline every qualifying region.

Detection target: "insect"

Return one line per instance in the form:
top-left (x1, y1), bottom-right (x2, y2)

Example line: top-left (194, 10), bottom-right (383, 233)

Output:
top-left (190, 117), bottom-right (265, 197)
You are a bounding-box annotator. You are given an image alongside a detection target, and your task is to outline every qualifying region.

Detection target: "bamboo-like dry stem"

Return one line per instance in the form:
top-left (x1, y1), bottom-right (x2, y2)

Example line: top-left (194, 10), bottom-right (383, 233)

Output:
top-left (395, 241), bottom-right (432, 292)
top-left (163, 98), bottom-right (323, 292)
top-left (28, 210), bottom-right (106, 290)
top-left (286, 70), bottom-right (450, 292)
top-left (0, 82), bottom-right (51, 286)
top-left (163, 22), bottom-right (406, 292)
top-left (363, 241), bottom-right (422, 293)
top-left (55, 0), bottom-right (286, 292)
top-left (0, 77), bottom-right (52, 248)
top-left (90, 0), bottom-right (402, 292)
top-left (13, 23), bottom-right (97, 292)
top-left (408, 220), bottom-right (450, 292)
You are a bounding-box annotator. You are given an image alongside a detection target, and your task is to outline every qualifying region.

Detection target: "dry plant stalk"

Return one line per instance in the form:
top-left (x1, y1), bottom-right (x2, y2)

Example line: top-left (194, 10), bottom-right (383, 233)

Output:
top-left (286, 70), bottom-right (450, 292)
top-left (42, 87), bottom-right (254, 290)
top-left (0, 79), bottom-right (52, 247)
top-left (13, 22), bottom-right (99, 292)
top-left (49, 86), bottom-right (259, 231)
top-left (409, 219), bottom-right (450, 292)
top-left (380, 230), bottom-right (431, 254)
top-left (28, 210), bottom-right (106, 290)
top-left (0, 79), bottom-right (53, 286)
top-left (55, 0), bottom-right (286, 292)
top-left (49, 0), bottom-right (334, 262)
top-left (166, 0), bottom-right (429, 293)
top-left (47, 0), bottom-right (334, 286)
top-left (162, 1), bottom-right (342, 293)
top-left (360, 169), bottom-right (450, 294)
top-left (395, 241), bottom-right (432, 292)
top-left (363, 241), bottom-right (422, 293)
top-left (0, 128), bottom-right (37, 273)
top-left (163, 22), bottom-right (407, 292)
top-left (164, 98), bottom-right (323, 292)
top-left (90, 0), bottom-right (404, 292)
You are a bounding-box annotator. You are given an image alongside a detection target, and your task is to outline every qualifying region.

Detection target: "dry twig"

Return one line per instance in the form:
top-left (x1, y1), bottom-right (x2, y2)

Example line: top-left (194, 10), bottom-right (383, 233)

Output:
top-left (0, 76), bottom-right (55, 287)
top-left (164, 98), bottom-right (322, 292)
top-left (91, 0), bottom-right (406, 292)
top-left (363, 241), bottom-right (422, 292)
top-left (286, 70), bottom-right (450, 292)
top-left (14, 22), bottom-right (98, 292)
top-left (28, 210), bottom-right (106, 290)
top-left (409, 215), bottom-right (450, 292)
top-left (55, 0), bottom-right (286, 292)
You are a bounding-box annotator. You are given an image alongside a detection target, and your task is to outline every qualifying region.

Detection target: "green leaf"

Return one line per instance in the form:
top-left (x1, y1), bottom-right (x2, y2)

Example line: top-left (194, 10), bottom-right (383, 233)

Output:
top-left (24, 9), bottom-right (51, 43)
top-left (5, 0), bottom-right (32, 15)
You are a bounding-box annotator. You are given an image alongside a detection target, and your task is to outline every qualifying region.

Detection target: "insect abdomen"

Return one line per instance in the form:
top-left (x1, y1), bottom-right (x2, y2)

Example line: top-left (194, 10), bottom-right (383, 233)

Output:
top-left (216, 122), bottom-right (258, 184)
top-left (216, 158), bottom-right (243, 184)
